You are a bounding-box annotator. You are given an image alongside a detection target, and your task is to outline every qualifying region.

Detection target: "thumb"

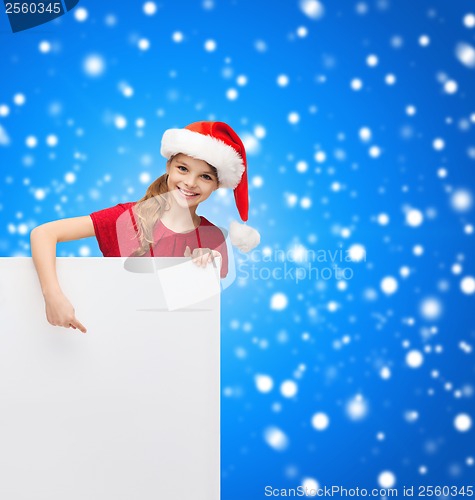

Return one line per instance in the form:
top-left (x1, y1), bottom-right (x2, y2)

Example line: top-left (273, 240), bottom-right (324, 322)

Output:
top-left (184, 245), bottom-right (191, 257)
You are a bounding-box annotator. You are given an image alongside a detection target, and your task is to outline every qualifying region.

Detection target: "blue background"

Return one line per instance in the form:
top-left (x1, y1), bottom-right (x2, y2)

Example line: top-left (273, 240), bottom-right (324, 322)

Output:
top-left (1, 0), bottom-right (474, 498)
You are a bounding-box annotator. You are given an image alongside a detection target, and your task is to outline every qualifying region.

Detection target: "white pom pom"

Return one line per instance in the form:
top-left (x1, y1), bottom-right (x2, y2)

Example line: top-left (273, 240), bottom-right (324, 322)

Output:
top-left (229, 220), bottom-right (260, 252)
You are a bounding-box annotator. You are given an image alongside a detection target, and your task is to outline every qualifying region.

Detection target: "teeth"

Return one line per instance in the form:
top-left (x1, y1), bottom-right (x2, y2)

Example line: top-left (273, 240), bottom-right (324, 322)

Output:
top-left (179, 188), bottom-right (197, 196)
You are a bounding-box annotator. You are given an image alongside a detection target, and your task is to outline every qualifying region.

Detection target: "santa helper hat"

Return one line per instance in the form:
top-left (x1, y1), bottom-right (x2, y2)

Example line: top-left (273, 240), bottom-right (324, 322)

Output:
top-left (161, 121), bottom-right (261, 252)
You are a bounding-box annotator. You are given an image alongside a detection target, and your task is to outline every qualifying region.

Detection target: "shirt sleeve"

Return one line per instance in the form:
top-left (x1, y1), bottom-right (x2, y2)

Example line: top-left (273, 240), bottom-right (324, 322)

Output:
top-left (90, 203), bottom-right (133, 257)
top-left (215, 231), bottom-right (228, 279)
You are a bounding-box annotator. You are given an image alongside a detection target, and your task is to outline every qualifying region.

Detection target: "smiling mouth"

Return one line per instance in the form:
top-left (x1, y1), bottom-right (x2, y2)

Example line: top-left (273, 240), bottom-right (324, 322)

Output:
top-left (178, 187), bottom-right (199, 198)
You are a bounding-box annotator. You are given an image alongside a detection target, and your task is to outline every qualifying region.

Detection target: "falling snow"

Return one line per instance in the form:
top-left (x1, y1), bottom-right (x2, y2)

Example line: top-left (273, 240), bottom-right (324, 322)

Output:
top-left (1, 0), bottom-right (474, 495)
top-left (311, 412), bottom-right (330, 430)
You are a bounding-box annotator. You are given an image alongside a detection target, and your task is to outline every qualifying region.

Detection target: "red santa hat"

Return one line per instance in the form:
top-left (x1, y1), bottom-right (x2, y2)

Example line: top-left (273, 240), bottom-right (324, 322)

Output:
top-left (161, 121), bottom-right (260, 252)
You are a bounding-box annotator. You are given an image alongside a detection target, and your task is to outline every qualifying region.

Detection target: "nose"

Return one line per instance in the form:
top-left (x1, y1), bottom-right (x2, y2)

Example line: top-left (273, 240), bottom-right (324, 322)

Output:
top-left (184, 174), bottom-right (198, 188)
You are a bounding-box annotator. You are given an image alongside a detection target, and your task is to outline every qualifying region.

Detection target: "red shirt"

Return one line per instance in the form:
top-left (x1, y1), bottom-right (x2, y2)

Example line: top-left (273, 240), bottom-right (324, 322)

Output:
top-left (90, 202), bottom-right (228, 278)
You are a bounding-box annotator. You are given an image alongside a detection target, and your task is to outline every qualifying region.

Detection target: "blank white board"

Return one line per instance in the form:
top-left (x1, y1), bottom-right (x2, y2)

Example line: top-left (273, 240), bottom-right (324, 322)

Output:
top-left (0, 258), bottom-right (220, 500)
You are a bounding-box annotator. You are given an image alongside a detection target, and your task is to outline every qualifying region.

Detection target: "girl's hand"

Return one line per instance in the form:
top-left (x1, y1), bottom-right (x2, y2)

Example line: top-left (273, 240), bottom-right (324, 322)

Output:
top-left (44, 291), bottom-right (87, 333)
top-left (184, 246), bottom-right (222, 268)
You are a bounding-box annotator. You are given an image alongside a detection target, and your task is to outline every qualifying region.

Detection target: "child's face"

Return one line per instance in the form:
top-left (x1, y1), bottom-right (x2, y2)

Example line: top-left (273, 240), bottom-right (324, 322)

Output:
top-left (166, 153), bottom-right (219, 208)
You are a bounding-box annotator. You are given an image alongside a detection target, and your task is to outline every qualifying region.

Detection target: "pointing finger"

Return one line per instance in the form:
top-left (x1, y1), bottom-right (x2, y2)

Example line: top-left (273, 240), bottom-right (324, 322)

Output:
top-left (71, 318), bottom-right (87, 334)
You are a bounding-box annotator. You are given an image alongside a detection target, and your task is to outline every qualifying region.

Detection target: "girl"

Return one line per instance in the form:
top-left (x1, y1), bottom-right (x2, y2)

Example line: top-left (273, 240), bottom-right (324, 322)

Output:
top-left (30, 121), bottom-right (260, 334)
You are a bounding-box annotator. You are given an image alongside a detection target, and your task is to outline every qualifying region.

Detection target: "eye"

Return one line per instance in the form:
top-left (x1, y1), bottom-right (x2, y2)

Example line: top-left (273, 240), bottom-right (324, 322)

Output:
top-left (202, 174), bottom-right (212, 181)
top-left (177, 165), bottom-right (187, 172)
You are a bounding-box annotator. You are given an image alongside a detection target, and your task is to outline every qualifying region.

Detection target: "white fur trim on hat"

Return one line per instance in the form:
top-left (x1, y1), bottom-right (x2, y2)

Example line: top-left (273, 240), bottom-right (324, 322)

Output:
top-left (229, 220), bottom-right (260, 253)
top-left (161, 128), bottom-right (245, 189)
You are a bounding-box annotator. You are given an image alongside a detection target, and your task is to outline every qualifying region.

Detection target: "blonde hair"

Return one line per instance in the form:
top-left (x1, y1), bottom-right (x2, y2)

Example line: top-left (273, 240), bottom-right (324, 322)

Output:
top-left (132, 156), bottom-right (219, 256)
top-left (131, 173), bottom-right (170, 256)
